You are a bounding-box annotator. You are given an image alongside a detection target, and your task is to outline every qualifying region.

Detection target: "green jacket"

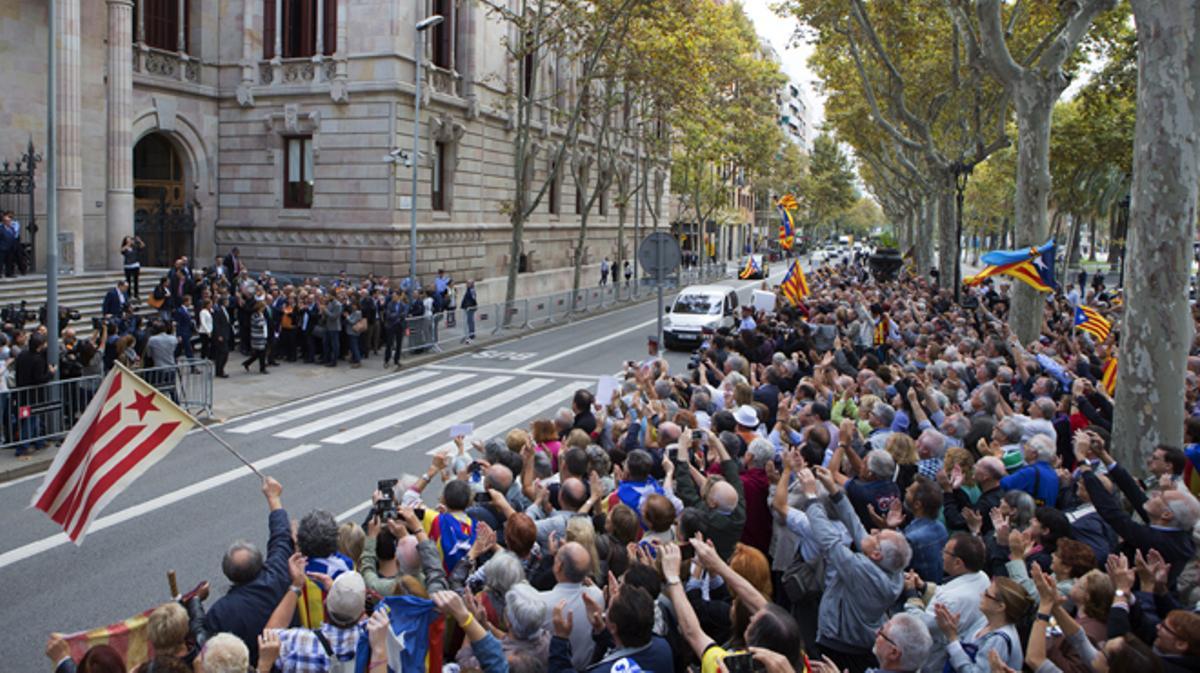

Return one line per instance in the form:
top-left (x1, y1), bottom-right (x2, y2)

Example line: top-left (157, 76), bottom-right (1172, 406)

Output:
top-left (673, 457), bottom-right (747, 560)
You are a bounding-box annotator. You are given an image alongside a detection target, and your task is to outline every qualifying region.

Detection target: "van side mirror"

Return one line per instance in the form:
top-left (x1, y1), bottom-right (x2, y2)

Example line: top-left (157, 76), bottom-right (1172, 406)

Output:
top-left (664, 305), bottom-right (672, 314)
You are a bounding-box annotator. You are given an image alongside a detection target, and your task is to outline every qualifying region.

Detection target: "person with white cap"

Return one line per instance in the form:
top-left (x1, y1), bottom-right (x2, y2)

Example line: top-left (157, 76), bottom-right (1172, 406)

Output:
top-left (733, 404), bottom-right (762, 448)
top-left (264, 570), bottom-right (370, 672)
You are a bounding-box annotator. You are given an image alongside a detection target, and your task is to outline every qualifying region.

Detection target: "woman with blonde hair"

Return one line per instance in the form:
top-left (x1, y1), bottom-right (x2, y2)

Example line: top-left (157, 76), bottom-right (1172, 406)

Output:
top-left (337, 521), bottom-right (365, 569)
top-left (886, 433), bottom-right (919, 493)
top-left (943, 446), bottom-right (979, 502)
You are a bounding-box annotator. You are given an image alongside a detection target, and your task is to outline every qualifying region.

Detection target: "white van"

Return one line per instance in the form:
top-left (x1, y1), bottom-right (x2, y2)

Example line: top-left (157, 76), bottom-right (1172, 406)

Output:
top-left (662, 285), bottom-right (739, 350)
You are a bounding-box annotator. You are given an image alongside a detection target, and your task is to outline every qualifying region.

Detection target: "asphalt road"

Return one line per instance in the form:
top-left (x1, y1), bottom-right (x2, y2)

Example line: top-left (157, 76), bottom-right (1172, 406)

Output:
top-left (0, 264), bottom-right (786, 671)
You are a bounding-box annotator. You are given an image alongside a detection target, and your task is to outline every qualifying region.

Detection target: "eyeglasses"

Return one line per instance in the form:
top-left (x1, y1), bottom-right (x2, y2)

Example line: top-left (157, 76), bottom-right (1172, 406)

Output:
top-left (982, 591), bottom-right (998, 602)
top-left (876, 628), bottom-right (897, 648)
top-left (1159, 620), bottom-right (1183, 641)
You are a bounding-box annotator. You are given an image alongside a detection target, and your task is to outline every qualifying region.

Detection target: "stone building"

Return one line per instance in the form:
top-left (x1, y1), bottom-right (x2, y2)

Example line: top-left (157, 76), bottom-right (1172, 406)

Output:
top-left (0, 0), bottom-right (669, 302)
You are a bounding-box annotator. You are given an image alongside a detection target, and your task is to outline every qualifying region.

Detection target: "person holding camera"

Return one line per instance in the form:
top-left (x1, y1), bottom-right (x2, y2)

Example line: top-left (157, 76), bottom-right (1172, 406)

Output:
top-left (120, 235), bottom-right (145, 297)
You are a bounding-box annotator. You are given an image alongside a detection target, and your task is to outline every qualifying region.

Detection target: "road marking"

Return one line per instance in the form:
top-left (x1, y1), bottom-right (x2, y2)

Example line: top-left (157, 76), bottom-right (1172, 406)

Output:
top-left (515, 273), bottom-right (782, 373)
top-left (228, 370), bottom-right (438, 435)
top-left (470, 350), bottom-right (538, 361)
top-left (425, 365), bottom-right (600, 380)
top-left (442, 380), bottom-right (592, 448)
top-left (0, 443), bottom-right (322, 570)
top-left (373, 378), bottom-right (552, 451)
top-left (323, 376), bottom-right (514, 445)
top-left (0, 472), bottom-right (48, 490)
top-left (275, 374), bottom-right (473, 439)
top-left (336, 499), bottom-right (373, 522)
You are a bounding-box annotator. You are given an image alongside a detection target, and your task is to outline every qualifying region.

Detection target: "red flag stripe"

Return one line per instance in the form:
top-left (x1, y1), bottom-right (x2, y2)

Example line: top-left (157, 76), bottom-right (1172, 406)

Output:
top-left (48, 424), bottom-right (146, 525)
top-left (34, 375), bottom-right (125, 512)
top-left (67, 422), bottom-right (181, 541)
top-left (35, 403), bottom-right (124, 513)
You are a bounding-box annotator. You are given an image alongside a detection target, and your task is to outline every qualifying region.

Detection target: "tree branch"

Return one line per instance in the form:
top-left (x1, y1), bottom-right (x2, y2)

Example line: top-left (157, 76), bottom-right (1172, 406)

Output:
top-left (1038, 0), bottom-right (1117, 72)
top-left (975, 0), bottom-right (1024, 85)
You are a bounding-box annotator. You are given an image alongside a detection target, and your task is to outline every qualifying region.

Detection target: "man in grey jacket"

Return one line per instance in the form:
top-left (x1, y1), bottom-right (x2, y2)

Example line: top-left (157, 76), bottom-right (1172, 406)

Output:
top-left (800, 465), bottom-right (909, 673)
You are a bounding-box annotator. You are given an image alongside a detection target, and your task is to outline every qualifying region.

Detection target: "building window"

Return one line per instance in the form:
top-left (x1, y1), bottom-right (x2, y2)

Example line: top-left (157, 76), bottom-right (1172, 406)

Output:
top-left (548, 160), bottom-right (560, 215)
top-left (432, 141), bottom-right (447, 212)
top-left (431, 0), bottom-right (453, 69)
top-left (599, 182), bottom-right (608, 216)
top-left (521, 34), bottom-right (536, 100)
top-left (284, 136), bottom-right (314, 208)
top-left (139, 0), bottom-right (189, 52)
top-left (264, 0), bottom-right (336, 59)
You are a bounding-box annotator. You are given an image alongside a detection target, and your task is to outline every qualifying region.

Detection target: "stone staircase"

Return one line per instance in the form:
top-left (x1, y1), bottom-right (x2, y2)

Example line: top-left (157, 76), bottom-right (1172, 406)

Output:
top-left (0, 269), bottom-right (167, 339)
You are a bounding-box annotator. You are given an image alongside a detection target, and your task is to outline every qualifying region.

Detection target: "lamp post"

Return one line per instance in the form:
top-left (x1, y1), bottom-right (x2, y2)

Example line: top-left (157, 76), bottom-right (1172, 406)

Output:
top-left (951, 160), bottom-right (973, 305)
top-left (408, 14), bottom-right (443, 295)
top-left (634, 121), bottom-right (643, 297)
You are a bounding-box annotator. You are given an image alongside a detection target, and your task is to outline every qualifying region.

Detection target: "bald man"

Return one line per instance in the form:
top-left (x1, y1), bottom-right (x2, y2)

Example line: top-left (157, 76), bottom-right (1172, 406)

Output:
top-left (540, 542), bottom-right (605, 670)
top-left (524, 476), bottom-right (590, 549)
top-left (672, 429), bottom-right (746, 560)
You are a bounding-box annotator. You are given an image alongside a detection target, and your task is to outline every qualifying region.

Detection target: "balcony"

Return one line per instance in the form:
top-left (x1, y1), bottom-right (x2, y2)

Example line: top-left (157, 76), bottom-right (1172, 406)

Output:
top-left (133, 45), bottom-right (199, 83)
top-left (427, 64), bottom-right (462, 98)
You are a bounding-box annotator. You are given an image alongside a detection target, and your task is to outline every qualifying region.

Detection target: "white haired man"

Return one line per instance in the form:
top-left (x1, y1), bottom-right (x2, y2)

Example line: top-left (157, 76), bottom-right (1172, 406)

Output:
top-left (869, 613), bottom-right (933, 673)
top-left (800, 464), bottom-right (911, 673)
top-left (999, 435), bottom-right (1059, 507)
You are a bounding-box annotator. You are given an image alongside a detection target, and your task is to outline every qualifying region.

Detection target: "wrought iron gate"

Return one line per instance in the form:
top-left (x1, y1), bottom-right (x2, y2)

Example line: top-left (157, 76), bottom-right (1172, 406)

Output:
top-left (134, 196), bottom-right (195, 268)
top-left (0, 140), bottom-right (40, 273)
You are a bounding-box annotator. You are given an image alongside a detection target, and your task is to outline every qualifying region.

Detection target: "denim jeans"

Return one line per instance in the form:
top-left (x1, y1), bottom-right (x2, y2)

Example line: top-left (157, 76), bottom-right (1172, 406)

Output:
top-left (347, 333), bottom-right (362, 363)
top-left (323, 329), bottom-right (340, 365)
top-left (465, 308), bottom-right (477, 339)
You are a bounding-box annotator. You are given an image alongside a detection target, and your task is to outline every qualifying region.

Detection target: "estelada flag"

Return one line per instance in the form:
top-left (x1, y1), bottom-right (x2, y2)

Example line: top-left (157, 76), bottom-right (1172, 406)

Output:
top-left (1101, 356), bottom-right (1118, 396)
top-left (58, 583), bottom-right (205, 671)
top-left (30, 362), bottom-right (195, 543)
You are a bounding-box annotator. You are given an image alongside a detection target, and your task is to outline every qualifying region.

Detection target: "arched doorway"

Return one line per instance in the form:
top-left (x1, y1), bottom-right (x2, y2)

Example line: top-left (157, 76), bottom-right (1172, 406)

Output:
top-left (133, 133), bottom-right (194, 268)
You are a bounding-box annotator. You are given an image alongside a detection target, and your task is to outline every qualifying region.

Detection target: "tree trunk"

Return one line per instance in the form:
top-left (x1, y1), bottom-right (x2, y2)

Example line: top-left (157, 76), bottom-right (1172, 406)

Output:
top-left (1089, 214), bottom-right (1098, 261)
top-left (1112, 0), bottom-right (1199, 466)
top-left (1066, 215), bottom-right (1084, 268)
top-left (1007, 82), bottom-right (1057, 345)
top-left (937, 178), bottom-right (956, 291)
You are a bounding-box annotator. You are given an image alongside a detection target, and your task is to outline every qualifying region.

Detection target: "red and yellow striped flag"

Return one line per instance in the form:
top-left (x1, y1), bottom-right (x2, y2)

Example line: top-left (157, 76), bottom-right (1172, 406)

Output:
top-left (59, 584), bottom-right (205, 670)
top-left (1101, 356), bottom-right (1118, 396)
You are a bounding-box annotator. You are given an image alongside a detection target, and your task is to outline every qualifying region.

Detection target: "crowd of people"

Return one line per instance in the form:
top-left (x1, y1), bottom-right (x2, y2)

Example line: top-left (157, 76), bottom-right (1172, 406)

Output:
top-left (33, 250), bottom-right (1200, 673)
top-left (0, 246), bottom-right (479, 456)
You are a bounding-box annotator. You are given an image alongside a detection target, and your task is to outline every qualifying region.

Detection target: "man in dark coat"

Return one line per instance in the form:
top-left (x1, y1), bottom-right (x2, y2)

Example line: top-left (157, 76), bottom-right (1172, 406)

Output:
top-left (14, 333), bottom-right (55, 457)
top-left (211, 292), bottom-right (234, 378)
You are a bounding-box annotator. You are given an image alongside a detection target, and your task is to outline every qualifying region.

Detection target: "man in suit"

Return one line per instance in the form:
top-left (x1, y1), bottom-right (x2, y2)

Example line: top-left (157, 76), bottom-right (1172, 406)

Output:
top-left (223, 247), bottom-right (243, 279)
top-left (0, 211), bottom-right (20, 277)
top-left (211, 291), bottom-right (234, 378)
top-left (102, 281), bottom-right (129, 319)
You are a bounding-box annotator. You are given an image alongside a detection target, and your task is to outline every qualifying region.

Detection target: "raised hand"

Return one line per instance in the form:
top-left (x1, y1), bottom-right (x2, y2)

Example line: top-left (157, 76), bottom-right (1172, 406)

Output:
top-left (1106, 553), bottom-right (1136, 594)
top-left (581, 591), bottom-right (607, 634)
top-left (961, 507), bottom-right (983, 536)
top-left (934, 602), bottom-right (961, 641)
top-left (552, 600), bottom-right (574, 638)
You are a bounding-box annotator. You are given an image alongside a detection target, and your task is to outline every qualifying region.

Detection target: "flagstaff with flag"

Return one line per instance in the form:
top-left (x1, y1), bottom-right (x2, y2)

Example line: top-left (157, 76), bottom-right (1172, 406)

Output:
top-left (777, 194), bottom-right (798, 252)
top-left (30, 363), bottom-right (258, 543)
top-left (964, 240), bottom-right (1058, 293)
top-left (1074, 305), bottom-right (1112, 342)
top-left (780, 260), bottom-right (810, 305)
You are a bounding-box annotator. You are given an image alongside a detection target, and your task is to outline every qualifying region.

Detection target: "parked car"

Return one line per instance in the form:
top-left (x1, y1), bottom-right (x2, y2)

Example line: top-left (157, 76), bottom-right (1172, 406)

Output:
top-left (662, 285), bottom-right (740, 350)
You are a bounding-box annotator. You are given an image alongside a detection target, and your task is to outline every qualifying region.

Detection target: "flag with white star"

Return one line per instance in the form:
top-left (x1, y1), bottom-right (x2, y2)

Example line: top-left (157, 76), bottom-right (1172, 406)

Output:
top-left (30, 363), bottom-right (195, 543)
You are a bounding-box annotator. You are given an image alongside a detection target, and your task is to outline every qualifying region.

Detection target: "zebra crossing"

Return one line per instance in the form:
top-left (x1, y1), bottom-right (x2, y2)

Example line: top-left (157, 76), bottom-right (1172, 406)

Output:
top-left (222, 367), bottom-right (594, 454)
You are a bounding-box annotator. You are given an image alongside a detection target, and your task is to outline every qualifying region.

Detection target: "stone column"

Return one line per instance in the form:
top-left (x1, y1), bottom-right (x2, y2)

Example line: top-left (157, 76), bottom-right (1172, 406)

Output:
top-left (57, 0), bottom-right (85, 273)
top-left (107, 0), bottom-right (135, 270)
top-left (177, 0), bottom-right (187, 52)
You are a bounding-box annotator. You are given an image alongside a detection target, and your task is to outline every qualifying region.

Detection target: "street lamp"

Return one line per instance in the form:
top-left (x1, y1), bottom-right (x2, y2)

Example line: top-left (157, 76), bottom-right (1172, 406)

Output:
top-left (407, 14), bottom-right (444, 295)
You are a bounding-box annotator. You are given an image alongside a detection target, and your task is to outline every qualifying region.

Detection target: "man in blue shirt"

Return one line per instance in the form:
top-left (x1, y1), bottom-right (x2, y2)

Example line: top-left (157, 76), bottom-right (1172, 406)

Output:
top-left (999, 434), bottom-right (1059, 507)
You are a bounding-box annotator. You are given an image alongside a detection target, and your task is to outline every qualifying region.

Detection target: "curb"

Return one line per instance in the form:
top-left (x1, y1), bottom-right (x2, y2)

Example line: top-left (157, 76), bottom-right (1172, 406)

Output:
top-left (1, 273), bottom-right (729, 484)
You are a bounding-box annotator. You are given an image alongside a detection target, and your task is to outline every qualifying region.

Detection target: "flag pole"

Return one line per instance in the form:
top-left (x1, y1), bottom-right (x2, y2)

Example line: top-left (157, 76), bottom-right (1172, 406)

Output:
top-left (193, 420), bottom-right (265, 479)
top-left (111, 362), bottom-right (265, 479)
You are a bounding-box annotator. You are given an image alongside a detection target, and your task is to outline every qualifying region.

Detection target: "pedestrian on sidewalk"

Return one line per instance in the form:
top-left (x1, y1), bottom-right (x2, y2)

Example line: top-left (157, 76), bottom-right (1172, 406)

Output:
top-left (197, 298), bottom-right (213, 360)
top-left (211, 293), bottom-right (233, 378)
top-left (242, 302), bottom-right (269, 374)
top-left (120, 235), bottom-right (145, 297)
top-left (173, 295), bottom-right (196, 360)
top-left (461, 281), bottom-right (478, 344)
top-left (383, 289), bottom-right (407, 367)
top-left (322, 291), bottom-right (343, 367)
top-left (623, 260), bottom-right (632, 287)
top-left (344, 297), bottom-right (364, 368)
top-left (600, 257), bottom-right (610, 286)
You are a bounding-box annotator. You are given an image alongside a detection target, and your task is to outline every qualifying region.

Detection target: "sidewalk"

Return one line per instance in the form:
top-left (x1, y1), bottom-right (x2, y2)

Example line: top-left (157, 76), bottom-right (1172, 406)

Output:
top-left (0, 270), bottom-right (725, 483)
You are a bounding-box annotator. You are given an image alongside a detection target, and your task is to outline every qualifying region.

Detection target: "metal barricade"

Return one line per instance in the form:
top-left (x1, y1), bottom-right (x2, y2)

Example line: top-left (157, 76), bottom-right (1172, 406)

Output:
top-left (138, 358), bottom-right (214, 418)
top-left (1, 359), bottom-right (213, 451)
top-left (526, 296), bottom-right (554, 328)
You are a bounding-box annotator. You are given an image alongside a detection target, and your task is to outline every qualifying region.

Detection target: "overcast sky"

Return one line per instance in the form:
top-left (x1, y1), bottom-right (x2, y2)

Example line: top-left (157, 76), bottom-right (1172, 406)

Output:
top-left (741, 0), bottom-right (826, 131)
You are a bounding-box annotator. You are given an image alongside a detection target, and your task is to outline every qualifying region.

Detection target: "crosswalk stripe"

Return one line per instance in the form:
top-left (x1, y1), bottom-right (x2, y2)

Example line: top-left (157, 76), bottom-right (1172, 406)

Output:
top-left (227, 370), bottom-right (437, 435)
top-left (447, 380), bottom-right (591, 449)
top-left (274, 374), bottom-right (474, 439)
top-left (325, 375), bottom-right (515, 446)
top-left (373, 378), bottom-right (553, 451)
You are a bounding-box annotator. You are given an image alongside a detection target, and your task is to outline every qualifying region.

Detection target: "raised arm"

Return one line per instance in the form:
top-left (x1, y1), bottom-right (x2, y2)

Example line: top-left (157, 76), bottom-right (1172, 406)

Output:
top-left (660, 543), bottom-right (716, 659)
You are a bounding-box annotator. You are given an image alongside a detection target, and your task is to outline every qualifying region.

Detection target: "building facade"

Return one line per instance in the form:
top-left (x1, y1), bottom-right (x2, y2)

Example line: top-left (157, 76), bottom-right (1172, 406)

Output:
top-left (777, 80), bottom-right (809, 150)
top-left (0, 0), bottom-right (665, 302)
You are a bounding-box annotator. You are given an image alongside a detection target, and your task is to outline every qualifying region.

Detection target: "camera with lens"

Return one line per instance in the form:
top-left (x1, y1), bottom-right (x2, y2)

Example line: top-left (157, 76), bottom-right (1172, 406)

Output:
top-left (374, 478), bottom-right (399, 521)
top-left (0, 301), bottom-right (33, 326)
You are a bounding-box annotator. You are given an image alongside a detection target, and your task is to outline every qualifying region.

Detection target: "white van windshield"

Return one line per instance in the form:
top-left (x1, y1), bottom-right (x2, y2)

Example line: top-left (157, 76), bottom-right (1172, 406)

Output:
top-left (674, 295), bottom-right (721, 315)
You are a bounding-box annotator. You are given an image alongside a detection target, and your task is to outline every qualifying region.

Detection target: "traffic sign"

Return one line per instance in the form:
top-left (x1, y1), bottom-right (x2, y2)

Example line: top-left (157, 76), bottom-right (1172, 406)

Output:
top-left (637, 232), bottom-right (682, 280)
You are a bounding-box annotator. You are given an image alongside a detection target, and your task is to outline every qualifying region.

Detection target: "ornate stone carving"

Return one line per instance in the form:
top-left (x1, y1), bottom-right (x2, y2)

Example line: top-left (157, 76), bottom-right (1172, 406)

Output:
top-left (321, 59), bottom-right (336, 82)
top-left (144, 50), bottom-right (177, 78)
top-left (259, 62), bottom-right (274, 85)
top-left (282, 61), bottom-right (316, 83)
top-left (215, 226), bottom-right (483, 249)
top-left (428, 65), bottom-right (460, 98)
top-left (184, 60), bottom-right (199, 82)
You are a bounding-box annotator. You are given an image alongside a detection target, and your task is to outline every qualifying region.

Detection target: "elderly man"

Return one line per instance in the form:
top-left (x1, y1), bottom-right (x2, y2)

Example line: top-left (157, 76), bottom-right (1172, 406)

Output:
top-left (869, 613), bottom-right (933, 673)
top-left (740, 437), bottom-right (775, 555)
top-left (942, 456), bottom-right (1006, 536)
top-left (204, 478), bottom-right (292, 666)
top-left (540, 542), bottom-right (605, 670)
top-left (915, 429), bottom-right (947, 480)
top-left (987, 417), bottom-right (1026, 471)
top-left (902, 533), bottom-right (991, 673)
top-left (845, 449), bottom-right (901, 529)
top-left (866, 402), bottom-right (896, 451)
top-left (1082, 454), bottom-right (1200, 591)
top-left (673, 429), bottom-right (746, 559)
top-left (999, 435), bottom-right (1059, 507)
top-left (801, 465), bottom-right (910, 673)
